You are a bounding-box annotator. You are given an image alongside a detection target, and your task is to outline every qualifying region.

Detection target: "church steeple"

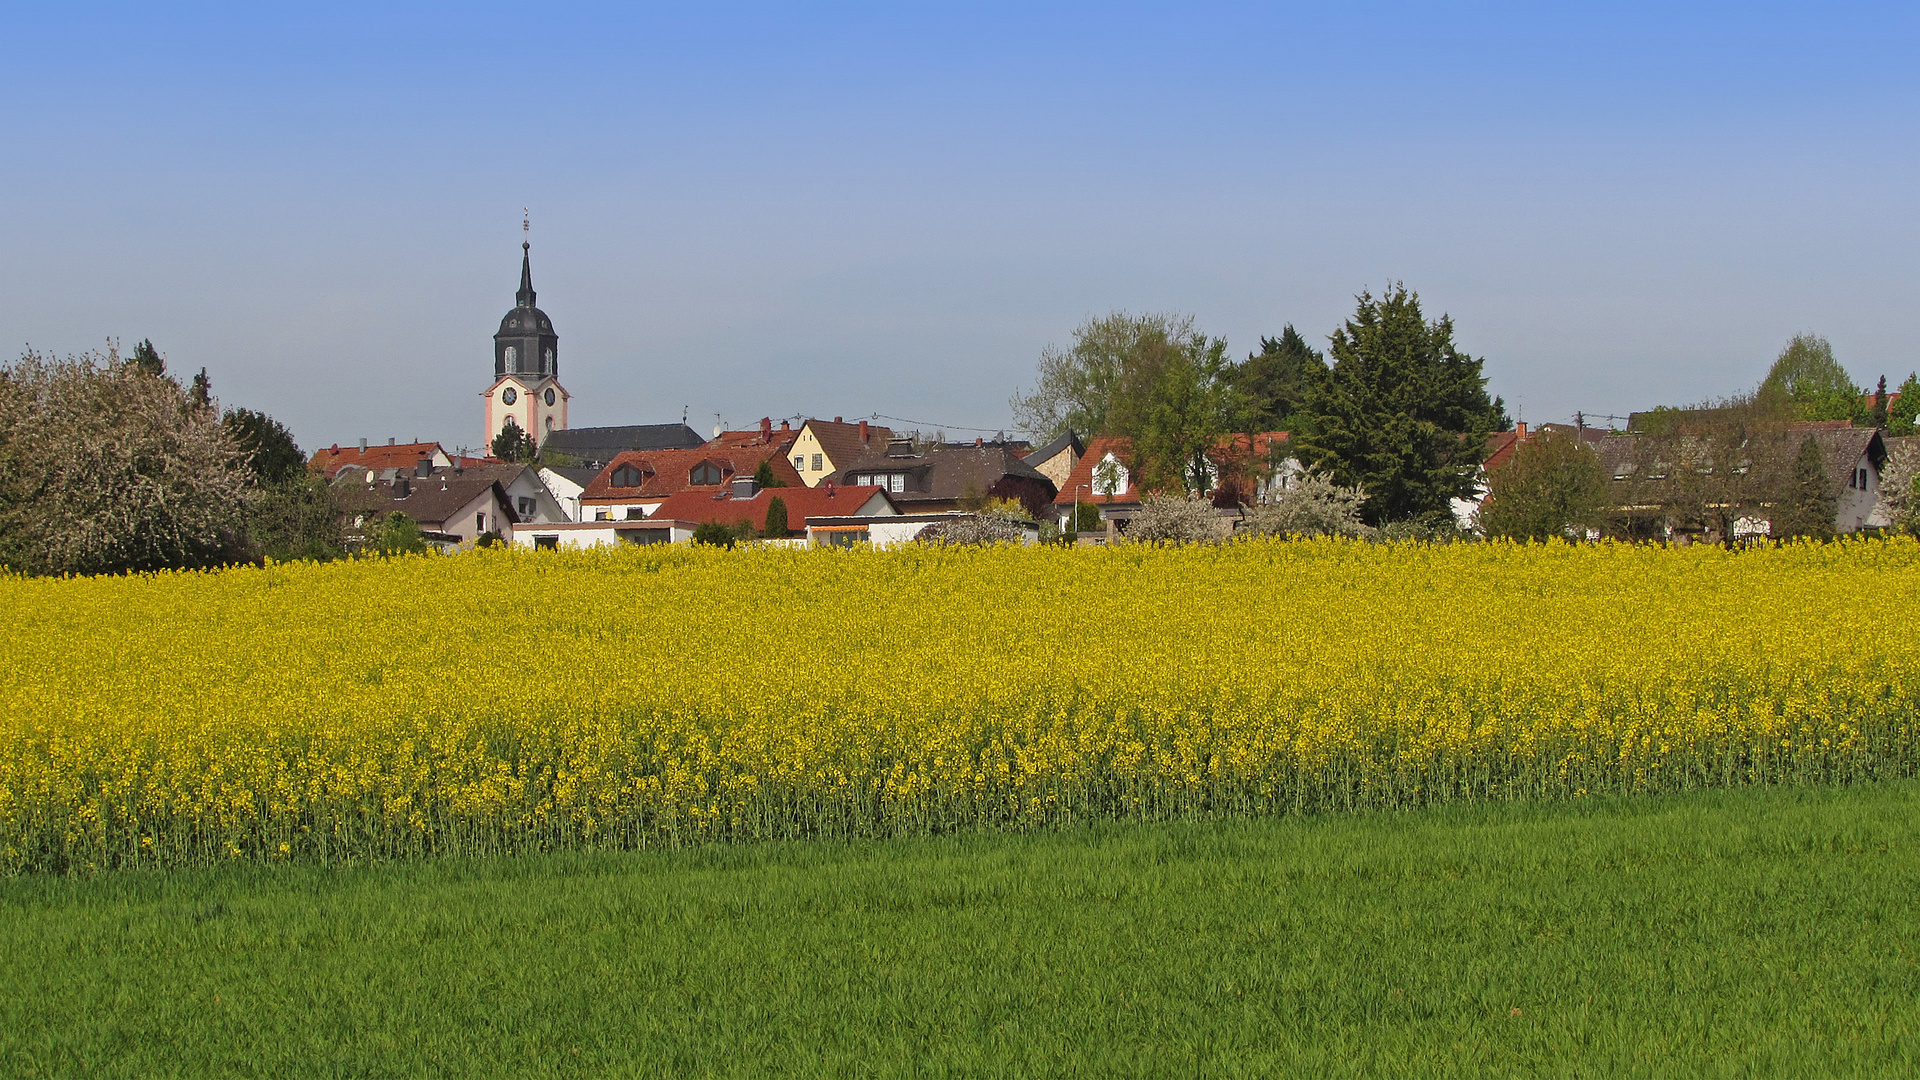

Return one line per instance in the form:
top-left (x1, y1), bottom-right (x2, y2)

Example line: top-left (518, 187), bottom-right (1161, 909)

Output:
top-left (493, 221), bottom-right (557, 380)
top-left (517, 240), bottom-right (536, 309)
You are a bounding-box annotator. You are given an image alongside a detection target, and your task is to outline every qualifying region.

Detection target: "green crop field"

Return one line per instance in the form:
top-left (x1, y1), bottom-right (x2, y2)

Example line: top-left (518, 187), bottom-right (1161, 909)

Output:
top-left (5, 782), bottom-right (1918, 1078)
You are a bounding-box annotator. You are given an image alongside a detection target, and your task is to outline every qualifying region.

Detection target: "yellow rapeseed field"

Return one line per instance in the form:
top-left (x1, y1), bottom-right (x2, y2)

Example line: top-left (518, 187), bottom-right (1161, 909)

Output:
top-left (3, 537), bottom-right (1918, 872)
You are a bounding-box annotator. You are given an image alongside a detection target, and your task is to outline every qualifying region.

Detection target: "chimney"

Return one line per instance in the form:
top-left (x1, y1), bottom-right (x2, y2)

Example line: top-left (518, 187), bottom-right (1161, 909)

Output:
top-left (975, 437), bottom-right (983, 446)
top-left (388, 437), bottom-right (396, 446)
top-left (834, 416), bottom-right (842, 423)
top-left (394, 475), bottom-right (411, 498)
top-left (760, 416), bottom-right (772, 439)
top-left (360, 438), bottom-right (368, 453)
top-left (859, 420), bottom-right (869, 444)
top-left (780, 419), bottom-right (790, 431)
top-left (414, 458), bottom-right (433, 478)
top-left (1516, 421), bottom-right (1528, 438)
top-left (825, 481), bottom-right (835, 498)
top-left (731, 475), bottom-right (759, 500)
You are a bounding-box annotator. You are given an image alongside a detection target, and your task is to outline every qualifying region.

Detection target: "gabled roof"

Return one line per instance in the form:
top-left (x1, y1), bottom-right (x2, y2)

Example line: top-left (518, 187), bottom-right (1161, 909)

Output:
top-left (1022, 429), bottom-right (1085, 468)
top-left (580, 440), bottom-right (805, 502)
top-left (798, 418), bottom-right (894, 466)
top-left (648, 484), bottom-right (896, 527)
top-left (309, 442), bottom-right (448, 479)
top-left (1595, 423), bottom-right (1886, 500)
top-left (539, 465), bottom-right (601, 492)
top-left (539, 424), bottom-right (707, 466)
top-left (829, 441), bottom-right (1056, 504)
top-left (333, 472), bottom-right (517, 530)
top-left (1052, 432), bottom-right (1290, 505)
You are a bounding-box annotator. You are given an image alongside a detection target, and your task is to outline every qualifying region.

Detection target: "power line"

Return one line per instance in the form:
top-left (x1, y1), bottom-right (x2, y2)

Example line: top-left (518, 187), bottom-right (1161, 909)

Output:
top-left (864, 412), bottom-right (1010, 435)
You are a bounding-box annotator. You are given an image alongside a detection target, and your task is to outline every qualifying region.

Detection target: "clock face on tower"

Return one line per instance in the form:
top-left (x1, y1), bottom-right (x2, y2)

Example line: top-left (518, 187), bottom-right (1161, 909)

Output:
top-left (544, 388), bottom-right (556, 406)
top-left (502, 388), bottom-right (517, 405)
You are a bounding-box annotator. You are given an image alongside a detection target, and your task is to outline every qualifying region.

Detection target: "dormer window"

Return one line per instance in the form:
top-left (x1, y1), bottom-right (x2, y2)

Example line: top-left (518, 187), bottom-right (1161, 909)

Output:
top-left (612, 464), bottom-right (644, 487)
top-left (690, 462), bottom-right (725, 485)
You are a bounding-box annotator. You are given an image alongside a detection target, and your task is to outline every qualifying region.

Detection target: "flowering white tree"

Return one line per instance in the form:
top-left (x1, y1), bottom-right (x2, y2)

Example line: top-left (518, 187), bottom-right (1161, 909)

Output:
top-left (0, 348), bottom-right (250, 575)
top-left (1124, 492), bottom-right (1220, 544)
top-left (1240, 469), bottom-right (1370, 539)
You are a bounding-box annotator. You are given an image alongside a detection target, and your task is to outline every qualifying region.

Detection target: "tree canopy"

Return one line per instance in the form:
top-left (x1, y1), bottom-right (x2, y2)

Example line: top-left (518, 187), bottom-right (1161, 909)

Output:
top-left (1758, 334), bottom-right (1863, 423)
top-left (1290, 285), bottom-right (1507, 525)
top-left (222, 408), bottom-right (307, 486)
top-left (491, 418), bottom-right (537, 463)
top-left (1231, 325), bottom-right (1328, 433)
top-left (1771, 436), bottom-right (1837, 540)
top-left (0, 347), bottom-right (250, 575)
top-left (1010, 311), bottom-right (1234, 496)
top-left (1478, 432), bottom-right (1607, 541)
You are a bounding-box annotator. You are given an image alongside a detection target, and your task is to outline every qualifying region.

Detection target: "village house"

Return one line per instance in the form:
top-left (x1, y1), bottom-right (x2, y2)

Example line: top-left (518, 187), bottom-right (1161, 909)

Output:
top-left (827, 437), bottom-right (1057, 518)
top-left (649, 478), bottom-right (897, 535)
top-left (1594, 423), bottom-right (1886, 540)
top-left (785, 418), bottom-right (894, 487)
top-left (333, 462), bottom-right (522, 549)
top-left (577, 420), bottom-right (804, 522)
top-left (309, 439), bottom-right (452, 479)
top-left (1051, 432), bottom-right (1292, 533)
top-left (1021, 429), bottom-right (1085, 490)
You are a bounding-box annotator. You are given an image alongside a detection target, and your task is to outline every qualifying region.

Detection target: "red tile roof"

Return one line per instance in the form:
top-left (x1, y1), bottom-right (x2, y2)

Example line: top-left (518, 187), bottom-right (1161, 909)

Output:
top-left (309, 442), bottom-right (448, 478)
top-left (1053, 432), bottom-right (1290, 504)
top-left (648, 484), bottom-right (894, 527)
top-left (580, 436), bottom-right (804, 502)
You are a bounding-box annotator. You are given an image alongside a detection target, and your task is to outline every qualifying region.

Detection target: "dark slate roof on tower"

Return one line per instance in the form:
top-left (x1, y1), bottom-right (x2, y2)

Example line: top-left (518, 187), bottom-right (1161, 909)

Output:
top-left (541, 424), bottom-right (708, 467)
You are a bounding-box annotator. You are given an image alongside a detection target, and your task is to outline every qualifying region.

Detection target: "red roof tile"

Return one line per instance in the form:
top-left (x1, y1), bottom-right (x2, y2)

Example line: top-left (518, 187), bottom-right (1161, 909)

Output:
top-left (309, 442), bottom-right (449, 478)
top-left (648, 484), bottom-right (894, 527)
top-left (1053, 432), bottom-right (1290, 504)
top-left (580, 436), bottom-right (804, 502)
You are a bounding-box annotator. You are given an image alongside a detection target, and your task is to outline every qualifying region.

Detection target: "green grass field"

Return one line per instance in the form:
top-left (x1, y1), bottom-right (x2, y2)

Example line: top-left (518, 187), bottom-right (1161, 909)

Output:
top-left (4, 783), bottom-right (1919, 1078)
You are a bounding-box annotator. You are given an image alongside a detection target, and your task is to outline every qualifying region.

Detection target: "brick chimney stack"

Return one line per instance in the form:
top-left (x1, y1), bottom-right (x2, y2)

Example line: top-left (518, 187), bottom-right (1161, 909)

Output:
top-left (1516, 421), bottom-right (1528, 438)
top-left (859, 419), bottom-right (869, 445)
top-left (759, 416), bottom-right (772, 440)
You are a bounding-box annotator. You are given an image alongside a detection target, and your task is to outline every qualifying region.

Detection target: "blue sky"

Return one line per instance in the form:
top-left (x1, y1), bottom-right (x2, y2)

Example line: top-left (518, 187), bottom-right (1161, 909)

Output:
top-left (5, 4), bottom-right (1917, 451)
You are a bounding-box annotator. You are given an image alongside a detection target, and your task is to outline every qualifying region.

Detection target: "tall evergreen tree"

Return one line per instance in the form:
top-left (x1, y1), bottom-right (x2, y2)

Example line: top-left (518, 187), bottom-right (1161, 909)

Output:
top-left (1772, 436), bottom-right (1836, 540)
top-left (764, 495), bottom-right (790, 538)
top-left (1233, 324), bottom-right (1328, 432)
top-left (1292, 284), bottom-right (1506, 525)
top-left (188, 367), bottom-right (213, 411)
top-left (130, 339), bottom-right (166, 378)
top-left (222, 408), bottom-right (306, 486)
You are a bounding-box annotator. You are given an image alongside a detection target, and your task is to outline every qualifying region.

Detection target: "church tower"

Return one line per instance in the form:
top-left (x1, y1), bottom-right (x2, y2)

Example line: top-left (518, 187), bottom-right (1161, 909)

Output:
top-left (483, 227), bottom-right (569, 451)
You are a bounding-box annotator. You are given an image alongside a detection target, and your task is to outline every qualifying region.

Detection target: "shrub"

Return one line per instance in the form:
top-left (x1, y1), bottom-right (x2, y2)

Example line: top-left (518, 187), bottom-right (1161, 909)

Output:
top-left (1125, 492), bottom-right (1220, 545)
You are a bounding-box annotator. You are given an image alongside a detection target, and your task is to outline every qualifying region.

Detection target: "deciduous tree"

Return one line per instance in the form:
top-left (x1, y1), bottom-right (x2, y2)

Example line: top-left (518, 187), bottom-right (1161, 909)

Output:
top-left (1477, 433), bottom-right (1608, 541)
top-left (0, 348), bottom-right (249, 575)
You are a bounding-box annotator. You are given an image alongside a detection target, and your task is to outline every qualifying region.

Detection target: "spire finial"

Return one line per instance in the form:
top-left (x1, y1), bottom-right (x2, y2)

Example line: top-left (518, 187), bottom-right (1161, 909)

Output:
top-left (516, 210), bottom-right (535, 307)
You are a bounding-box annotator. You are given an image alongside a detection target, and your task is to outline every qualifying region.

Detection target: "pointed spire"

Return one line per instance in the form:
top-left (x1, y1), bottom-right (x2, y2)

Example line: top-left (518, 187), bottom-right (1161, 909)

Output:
top-left (517, 210), bottom-right (536, 308)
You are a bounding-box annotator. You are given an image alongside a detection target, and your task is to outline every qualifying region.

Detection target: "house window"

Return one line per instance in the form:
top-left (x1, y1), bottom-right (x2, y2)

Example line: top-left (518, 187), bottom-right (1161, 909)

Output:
top-left (889, 474), bottom-right (904, 493)
top-left (595, 510), bottom-right (611, 521)
top-left (516, 496), bottom-right (535, 517)
top-left (690, 462), bottom-right (724, 485)
top-left (476, 513), bottom-right (487, 534)
top-left (1858, 467), bottom-right (1870, 490)
top-left (793, 456), bottom-right (804, 469)
top-left (625, 507), bottom-right (647, 520)
top-left (611, 464), bottom-right (644, 487)
top-left (533, 535), bottom-right (558, 550)
top-left (811, 454), bottom-right (823, 471)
